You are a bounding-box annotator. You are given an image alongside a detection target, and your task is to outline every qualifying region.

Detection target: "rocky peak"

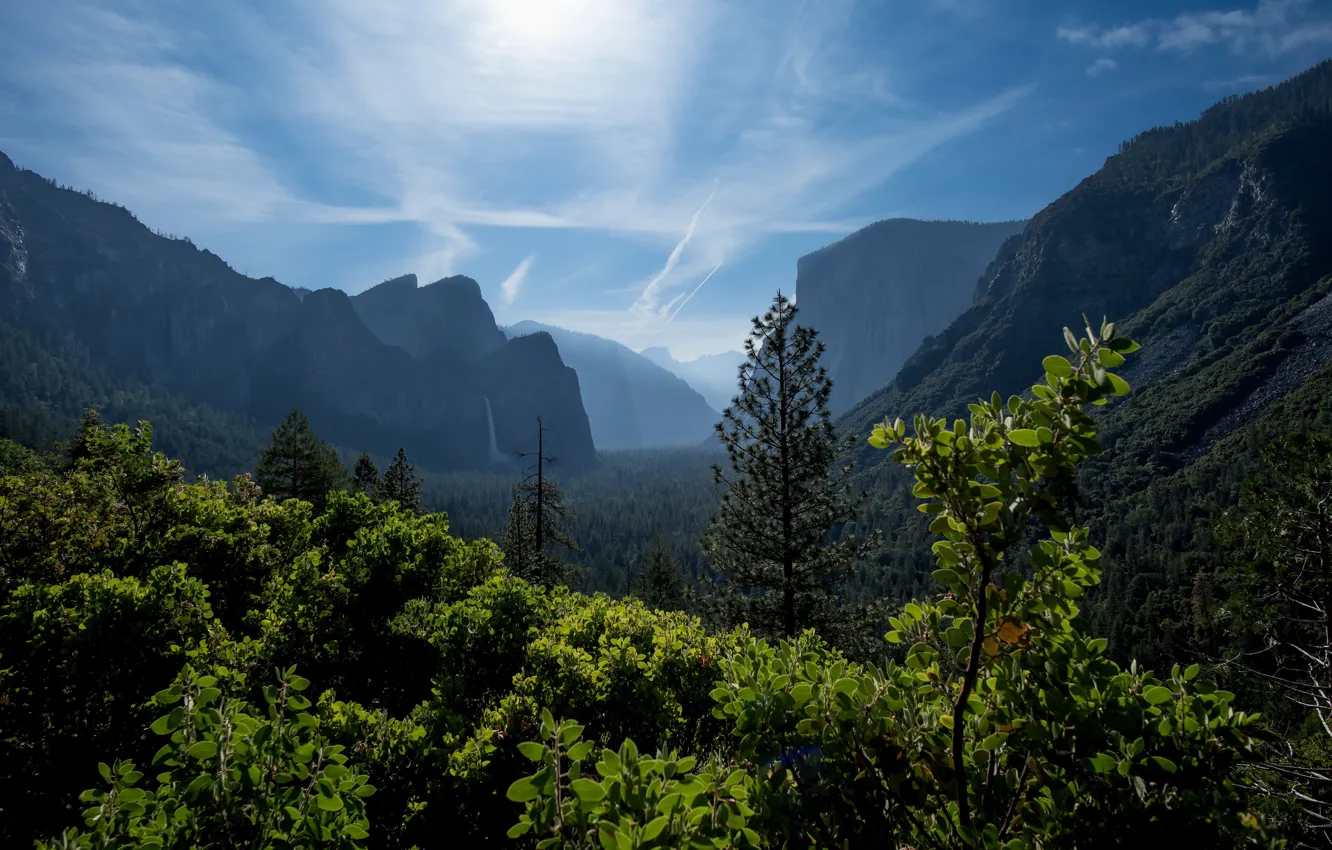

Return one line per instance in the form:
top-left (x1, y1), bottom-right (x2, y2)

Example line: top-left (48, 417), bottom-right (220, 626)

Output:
top-left (351, 272), bottom-right (505, 361)
top-left (796, 218), bottom-right (1027, 414)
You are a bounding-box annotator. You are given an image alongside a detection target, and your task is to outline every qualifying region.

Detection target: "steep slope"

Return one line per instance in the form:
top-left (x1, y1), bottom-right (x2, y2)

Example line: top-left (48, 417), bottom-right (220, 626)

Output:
top-left (0, 153), bottom-right (596, 474)
top-left (839, 60), bottom-right (1332, 667)
top-left (506, 321), bottom-right (718, 450)
top-left (795, 218), bottom-right (1027, 414)
top-left (640, 347), bottom-right (745, 412)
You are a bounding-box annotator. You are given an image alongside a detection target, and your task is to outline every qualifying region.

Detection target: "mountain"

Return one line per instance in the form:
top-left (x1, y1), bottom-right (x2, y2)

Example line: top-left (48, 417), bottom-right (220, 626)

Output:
top-left (840, 60), bottom-right (1332, 667)
top-left (640, 347), bottom-right (745, 412)
top-left (795, 218), bottom-right (1027, 414)
top-left (505, 321), bottom-right (718, 450)
top-left (0, 152), bottom-right (596, 474)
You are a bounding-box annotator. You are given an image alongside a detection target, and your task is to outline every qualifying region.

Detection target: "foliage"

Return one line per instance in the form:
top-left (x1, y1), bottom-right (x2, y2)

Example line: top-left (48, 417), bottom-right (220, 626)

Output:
top-left (380, 448), bottom-right (422, 515)
top-left (1219, 433), bottom-right (1332, 838)
top-left (351, 453), bottom-right (378, 498)
top-left (506, 711), bottom-right (758, 849)
top-left (509, 320), bottom-right (1277, 848)
top-left (255, 409), bottom-right (349, 511)
top-left (702, 290), bottom-right (872, 639)
top-left (632, 535), bottom-right (686, 612)
top-left (0, 564), bottom-right (220, 844)
top-left (39, 665), bottom-right (376, 849)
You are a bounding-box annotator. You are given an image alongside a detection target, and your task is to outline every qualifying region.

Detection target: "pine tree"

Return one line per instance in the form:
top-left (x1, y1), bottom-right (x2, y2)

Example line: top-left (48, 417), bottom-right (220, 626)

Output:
top-left (633, 535), bottom-right (685, 612)
top-left (254, 408), bottom-right (347, 510)
top-left (352, 453), bottom-right (379, 498)
top-left (700, 291), bottom-right (870, 639)
top-left (502, 417), bottom-right (578, 588)
top-left (380, 447), bottom-right (422, 514)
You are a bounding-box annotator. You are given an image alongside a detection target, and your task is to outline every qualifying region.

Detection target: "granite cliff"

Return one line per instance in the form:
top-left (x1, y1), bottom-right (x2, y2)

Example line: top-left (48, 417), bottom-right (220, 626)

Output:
top-left (841, 60), bottom-right (1332, 665)
top-left (507, 321), bottom-right (718, 450)
top-left (0, 154), bottom-right (596, 474)
top-left (795, 218), bottom-right (1026, 414)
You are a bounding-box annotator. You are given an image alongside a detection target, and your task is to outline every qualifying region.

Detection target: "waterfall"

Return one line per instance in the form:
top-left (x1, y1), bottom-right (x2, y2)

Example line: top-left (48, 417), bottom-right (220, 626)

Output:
top-left (484, 397), bottom-right (506, 466)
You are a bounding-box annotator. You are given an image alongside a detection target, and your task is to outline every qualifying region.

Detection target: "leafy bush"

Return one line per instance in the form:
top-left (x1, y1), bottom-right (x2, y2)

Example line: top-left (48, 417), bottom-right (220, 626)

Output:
top-left (39, 665), bottom-right (376, 849)
top-left (509, 320), bottom-right (1277, 848)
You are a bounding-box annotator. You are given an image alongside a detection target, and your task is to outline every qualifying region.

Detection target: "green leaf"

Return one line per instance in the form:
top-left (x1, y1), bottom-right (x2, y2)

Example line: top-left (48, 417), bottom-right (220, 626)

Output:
top-left (1143, 686), bottom-right (1174, 705)
top-left (1107, 372), bottom-right (1130, 396)
top-left (508, 822), bottom-right (533, 839)
top-left (517, 741), bottom-right (546, 762)
top-left (507, 777), bottom-right (542, 802)
top-left (1089, 753), bottom-right (1116, 773)
top-left (316, 792), bottom-right (344, 812)
top-left (1043, 355), bottom-right (1073, 378)
top-left (354, 784), bottom-right (377, 798)
top-left (1010, 429), bottom-right (1040, 447)
top-left (1097, 348), bottom-right (1126, 367)
top-left (98, 763), bottom-right (112, 784)
top-left (570, 778), bottom-right (606, 802)
top-left (1184, 663), bottom-right (1200, 681)
top-left (344, 824), bottom-right (369, 839)
top-left (1150, 756), bottom-right (1178, 774)
top-left (643, 815), bottom-right (669, 841)
top-left (833, 678), bottom-right (859, 696)
top-left (568, 740), bottom-right (595, 762)
top-left (153, 687), bottom-right (182, 706)
top-left (188, 741), bottom-right (218, 761)
top-left (289, 676), bottom-right (311, 692)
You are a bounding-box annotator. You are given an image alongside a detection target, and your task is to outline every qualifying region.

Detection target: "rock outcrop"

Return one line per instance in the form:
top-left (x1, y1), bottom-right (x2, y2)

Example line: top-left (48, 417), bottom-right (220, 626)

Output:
top-left (508, 321), bottom-right (718, 450)
top-left (795, 218), bottom-right (1027, 414)
top-left (843, 59), bottom-right (1332, 477)
top-left (0, 157), bottom-right (597, 474)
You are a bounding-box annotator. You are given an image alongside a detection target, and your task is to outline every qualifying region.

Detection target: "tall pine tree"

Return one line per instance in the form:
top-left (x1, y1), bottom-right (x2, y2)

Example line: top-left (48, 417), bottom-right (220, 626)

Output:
top-left (352, 453), bottom-right (379, 497)
top-left (700, 291), bottom-right (869, 639)
top-left (380, 447), bottom-right (422, 514)
top-left (633, 535), bottom-right (686, 612)
top-left (254, 408), bottom-right (347, 510)
top-left (502, 417), bottom-right (578, 588)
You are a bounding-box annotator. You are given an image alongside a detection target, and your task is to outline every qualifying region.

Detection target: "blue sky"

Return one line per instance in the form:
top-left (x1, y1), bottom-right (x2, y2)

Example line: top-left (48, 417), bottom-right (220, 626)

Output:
top-left (1, 1), bottom-right (1330, 359)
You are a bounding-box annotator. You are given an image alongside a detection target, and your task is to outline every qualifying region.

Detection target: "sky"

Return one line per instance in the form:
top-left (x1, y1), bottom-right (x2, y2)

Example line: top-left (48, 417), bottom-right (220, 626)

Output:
top-left (1, 1), bottom-right (1330, 359)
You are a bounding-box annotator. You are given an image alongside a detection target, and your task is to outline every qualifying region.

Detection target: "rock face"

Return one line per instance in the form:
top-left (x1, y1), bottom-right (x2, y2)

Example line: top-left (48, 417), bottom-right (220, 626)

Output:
top-left (795, 218), bottom-right (1027, 414)
top-left (0, 156), bottom-right (596, 473)
top-left (507, 321), bottom-right (718, 450)
top-left (844, 59), bottom-right (1332, 475)
top-left (639, 347), bottom-right (745, 413)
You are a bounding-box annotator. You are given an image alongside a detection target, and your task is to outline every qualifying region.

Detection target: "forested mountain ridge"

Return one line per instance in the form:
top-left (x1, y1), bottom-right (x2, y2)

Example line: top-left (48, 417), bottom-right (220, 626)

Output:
top-left (505, 320), bottom-right (718, 450)
top-left (796, 217), bottom-right (1027, 413)
top-left (841, 60), bottom-right (1332, 668)
top-left (0, 156), bottom-right (596, 473)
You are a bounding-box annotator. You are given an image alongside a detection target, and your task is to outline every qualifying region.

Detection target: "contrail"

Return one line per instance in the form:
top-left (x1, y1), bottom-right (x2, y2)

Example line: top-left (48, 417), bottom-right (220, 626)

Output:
top-left (666, 262), bottom-right (723, 325)
top-left (633, 181), bottom-right (719, 316)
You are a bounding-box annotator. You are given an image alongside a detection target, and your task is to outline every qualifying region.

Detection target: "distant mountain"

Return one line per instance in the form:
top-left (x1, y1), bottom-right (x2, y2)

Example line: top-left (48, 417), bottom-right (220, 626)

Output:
top-left (640, 347), bottom-right (745, 412)
top-left (840, 59), bottom-right (1332, 665)
top-left (505, 321), bottom-right (718, 450)
top-left (795, 218), bottom-right (1027, 414)
top-left (0, 153), bottom-right (596, 475)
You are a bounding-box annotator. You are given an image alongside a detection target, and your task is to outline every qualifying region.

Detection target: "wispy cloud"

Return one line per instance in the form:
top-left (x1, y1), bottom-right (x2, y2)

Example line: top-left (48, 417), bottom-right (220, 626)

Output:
top-left (499, 255), bottom-right (535, 307)
top-left (1057, 24), bottom-right (1150, 49)
top-left (1086, 57), bottom-right (1119, 76)
top-left (0, 0), bottom-right (1031, 354)
top-left (1058, 0), bottom-right (1332, 57)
